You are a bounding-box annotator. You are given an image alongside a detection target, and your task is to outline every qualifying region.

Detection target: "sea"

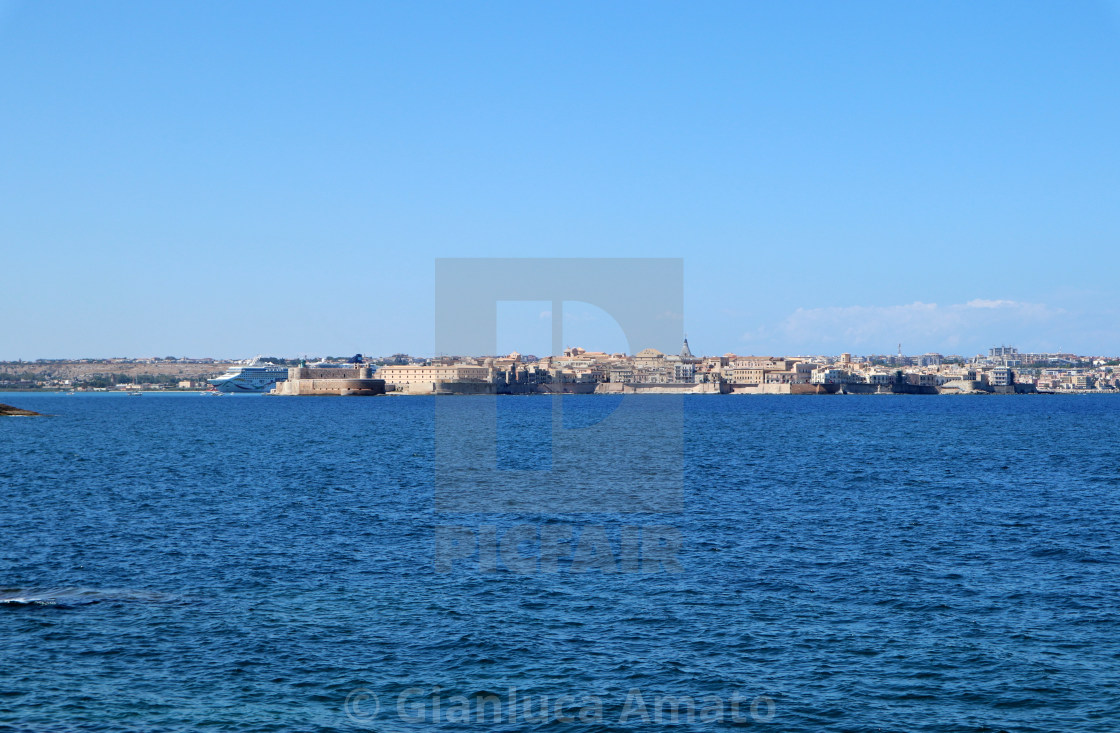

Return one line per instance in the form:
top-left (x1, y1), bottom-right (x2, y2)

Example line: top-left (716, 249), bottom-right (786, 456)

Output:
top-left (2, 392), bottom-right (1119, 732)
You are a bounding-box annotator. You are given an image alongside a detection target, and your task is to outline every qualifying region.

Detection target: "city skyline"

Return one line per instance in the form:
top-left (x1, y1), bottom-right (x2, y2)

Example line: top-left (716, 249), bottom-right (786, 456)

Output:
top-left (6, 340), bottom-right (1116, 395)
top-left (5, 340), bottom-right (1119, 364)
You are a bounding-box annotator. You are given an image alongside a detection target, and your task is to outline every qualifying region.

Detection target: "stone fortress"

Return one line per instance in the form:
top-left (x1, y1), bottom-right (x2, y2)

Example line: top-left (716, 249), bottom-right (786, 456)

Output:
top-left (270, 365), bottom-right (385, 396)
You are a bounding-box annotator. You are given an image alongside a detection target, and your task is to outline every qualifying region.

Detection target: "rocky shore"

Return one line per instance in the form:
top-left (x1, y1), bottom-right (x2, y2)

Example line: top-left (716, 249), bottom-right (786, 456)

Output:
top-left (0, 402), bottom-right (43, 416)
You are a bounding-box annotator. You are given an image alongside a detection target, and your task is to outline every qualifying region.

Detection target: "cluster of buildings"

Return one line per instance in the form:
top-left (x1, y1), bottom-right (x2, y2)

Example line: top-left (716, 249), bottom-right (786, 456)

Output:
top-left (365, 342), bottom-right (1120, 396)
top-left (5, 345), bottom-right (1118, 395)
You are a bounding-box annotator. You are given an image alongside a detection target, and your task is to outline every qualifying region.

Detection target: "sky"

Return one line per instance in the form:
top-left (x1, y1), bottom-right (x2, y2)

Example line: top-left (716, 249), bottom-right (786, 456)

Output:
top-left (2, 1), bottom-right (1119, 360)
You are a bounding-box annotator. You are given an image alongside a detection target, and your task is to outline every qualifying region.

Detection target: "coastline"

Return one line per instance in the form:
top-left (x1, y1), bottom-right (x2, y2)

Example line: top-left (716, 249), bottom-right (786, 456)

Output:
top-left (5, 389), bottom-right (1120, 398)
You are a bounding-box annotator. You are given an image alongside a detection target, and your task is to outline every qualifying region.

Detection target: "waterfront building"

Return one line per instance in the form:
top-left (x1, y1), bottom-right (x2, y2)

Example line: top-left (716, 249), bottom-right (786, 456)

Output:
top-left (271, 366), bottom-right (385, 396)
top-left (988, 367), bottom-right (1014, 387)
top-left (672, 363), bottom-right (695, 382)
top-left (763, 369), bottom-right (802, 384)
top-left (867, 371), bottom-right (893, 385)
top-left (908, 373), bottom-right (939, 387)
top-left (375, 364), bottom-right (491, 393)
top-left (609, 365), bottom-right (634, 383)
top-left (728, 367), bottom-right (767, 385)
top-left (811, 368), bottom-right (849, 385)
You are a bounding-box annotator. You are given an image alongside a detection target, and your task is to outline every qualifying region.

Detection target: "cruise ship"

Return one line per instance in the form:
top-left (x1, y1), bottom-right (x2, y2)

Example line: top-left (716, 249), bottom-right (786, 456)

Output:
top-left (207, 359), bottom-right (290, 393)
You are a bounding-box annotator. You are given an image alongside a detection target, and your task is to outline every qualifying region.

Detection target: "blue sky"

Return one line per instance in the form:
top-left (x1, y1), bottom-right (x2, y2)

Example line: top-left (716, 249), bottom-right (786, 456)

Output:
top-left (2, 1), bottom-right (1118, 359)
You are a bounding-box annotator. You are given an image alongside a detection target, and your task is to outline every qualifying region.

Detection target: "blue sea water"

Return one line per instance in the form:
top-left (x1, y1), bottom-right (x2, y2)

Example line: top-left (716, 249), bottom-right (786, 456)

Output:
top-left (2, 392), bottom-right (1120, 732)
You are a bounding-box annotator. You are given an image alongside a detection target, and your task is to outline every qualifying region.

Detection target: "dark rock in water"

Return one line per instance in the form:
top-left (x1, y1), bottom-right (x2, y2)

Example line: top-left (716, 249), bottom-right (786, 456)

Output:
top-left (0, 403), bottom-right (43, 417)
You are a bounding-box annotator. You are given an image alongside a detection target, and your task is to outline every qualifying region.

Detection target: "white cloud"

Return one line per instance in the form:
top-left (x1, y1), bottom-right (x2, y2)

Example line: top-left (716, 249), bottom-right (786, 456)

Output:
top-left (964, 299), bottom-right (1033, 310)
top-left (743, 299), bottom-right (1065, 354)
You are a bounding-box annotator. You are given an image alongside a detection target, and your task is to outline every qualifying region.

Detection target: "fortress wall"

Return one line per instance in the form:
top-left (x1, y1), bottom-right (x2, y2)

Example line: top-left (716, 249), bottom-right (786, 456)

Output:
top-left (290, 367), bottom-right (369, 380)
top-left (273, 377), bottom-right (384, 396)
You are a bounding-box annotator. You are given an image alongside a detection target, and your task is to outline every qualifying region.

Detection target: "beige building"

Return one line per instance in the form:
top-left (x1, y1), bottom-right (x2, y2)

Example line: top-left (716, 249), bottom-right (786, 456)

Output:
top-left (729, 357), bottom-right (792, 370)
top-left (763, 370), bottom-right (802, 384)
top-left (633, 348), bottom-right (666, 367)
top-left (375, 364), bottom-right (491, 393)
top-left (728, 367), bottom-right (768, 385)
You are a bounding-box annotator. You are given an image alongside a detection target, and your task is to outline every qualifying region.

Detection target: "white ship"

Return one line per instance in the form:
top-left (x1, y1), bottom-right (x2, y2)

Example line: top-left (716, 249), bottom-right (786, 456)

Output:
top-left (207, 359), bottom-right (290, 393)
